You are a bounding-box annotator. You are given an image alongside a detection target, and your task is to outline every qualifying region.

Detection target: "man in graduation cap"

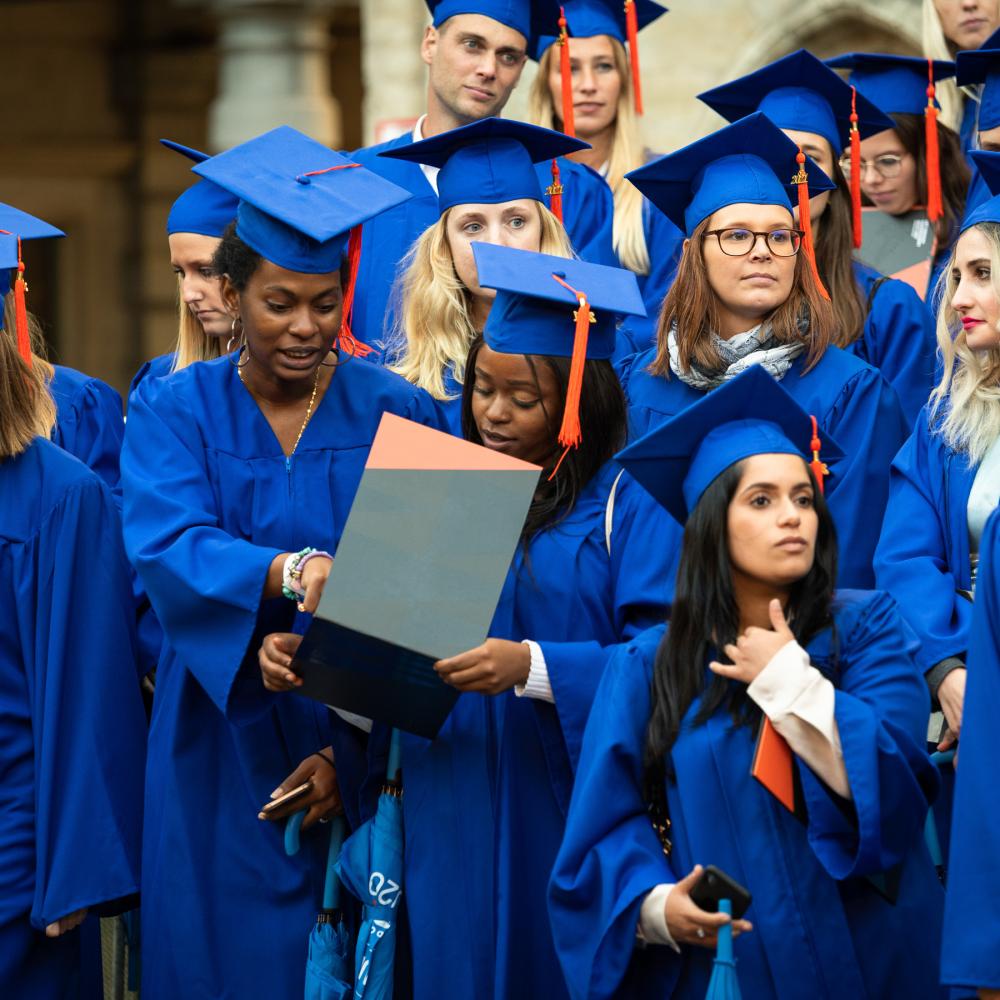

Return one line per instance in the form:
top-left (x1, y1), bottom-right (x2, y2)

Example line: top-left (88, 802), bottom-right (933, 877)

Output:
top-left (348, 0), bottom-right (615, 353)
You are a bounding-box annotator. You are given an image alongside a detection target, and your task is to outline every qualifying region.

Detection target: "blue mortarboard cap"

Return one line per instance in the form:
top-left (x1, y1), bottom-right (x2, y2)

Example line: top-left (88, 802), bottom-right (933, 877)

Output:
top-left (474, 242), bottom-right (645, 358)
top-left (425, 0), bottom-right (555, 44)
top-left (626, 112), bottom-right (835, 236)
top-left (826, 53), bottom-right (956, 117)
top-left (531, 0), bottom-right (667, 60)
top-left (0, 203), bottom-right (65, 299)
top-left (616, 366), bottom-right (844, 523)
top-left (379, 118), bottom-right (588, 212)
top-left (957, 28), bottom-right (1000, 131)
top-left (193, 125), bottom-right (412, 274)
top-left (161, 139), bottom-right (240, 238)
top-left (962, 150), bottom-right (1000, 229)
top-left (698, 49), bottom-right (895, 154)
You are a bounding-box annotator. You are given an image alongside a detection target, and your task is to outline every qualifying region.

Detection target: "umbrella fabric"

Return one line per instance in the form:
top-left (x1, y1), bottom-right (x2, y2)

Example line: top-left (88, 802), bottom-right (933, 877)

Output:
top-left (338, 732), bottom-right (404, 1000)
top-left (306, 814), bottom-right (353, 1000)
top-left (705, 899), bottom-right (742, 1000)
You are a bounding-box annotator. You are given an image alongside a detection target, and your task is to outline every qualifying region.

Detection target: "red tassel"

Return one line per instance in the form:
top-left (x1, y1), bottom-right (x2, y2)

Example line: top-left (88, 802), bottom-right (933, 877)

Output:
top-left (809, 416), bottom-right (828, 494)
top-left (547, 158), bottom-right (564, 223)
top-left (925, 59), bottom-right (942, 224)
top-left (13, 239), bottom-right (31, 368)
top-left (850, 87), bottom-right (863, 250)
top-left (794, 150), bottom-right (830, 301)
top-left (337, 224), bottom-right (373, 358)
top-left (558, 6), bottom-right (575, 137)
top-left (624, 0), bottom-right (643, 115)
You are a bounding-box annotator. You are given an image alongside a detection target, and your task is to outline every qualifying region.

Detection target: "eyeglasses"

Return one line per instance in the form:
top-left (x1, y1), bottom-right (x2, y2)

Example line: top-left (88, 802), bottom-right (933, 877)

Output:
top-left (837, 153), bottom-right (908, 179)
top-left (702, 227), bottom-right (804, 257)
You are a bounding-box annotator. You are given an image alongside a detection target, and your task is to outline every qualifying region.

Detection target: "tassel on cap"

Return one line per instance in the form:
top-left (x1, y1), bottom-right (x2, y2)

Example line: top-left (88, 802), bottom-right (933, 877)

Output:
top-left (547, 158), bottom-right (565, 223)
top-left (548, 272), bottom-right (594, 479)
top-left (1, 232), bottom-right (33, 368)
top-left (849, 86), bottom-right (863, 250)
top-left (925, 58), bottom-right (943, 223)
top-left (624, 0), bottom-right (643, 115)
top-left (793, 150), bottom-right (830, 301)
top-left (808, 415), bottom-right (829, 493)
top-left (558, 6), bottom-right (576, 137)
top-left (336, 223), bottom-right (373, 358)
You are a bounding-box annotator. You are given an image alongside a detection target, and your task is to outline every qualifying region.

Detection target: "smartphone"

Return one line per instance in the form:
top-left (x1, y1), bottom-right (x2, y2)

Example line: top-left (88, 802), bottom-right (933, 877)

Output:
top-left (689, 865), bottom-right (752, 919)
top-left (259, 779), bottom-right (313, 817)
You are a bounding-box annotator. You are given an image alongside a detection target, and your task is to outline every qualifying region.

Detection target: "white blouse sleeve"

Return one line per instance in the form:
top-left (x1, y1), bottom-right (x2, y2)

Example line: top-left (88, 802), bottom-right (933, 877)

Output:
top-left (514, 639), bottom-right (554, 703)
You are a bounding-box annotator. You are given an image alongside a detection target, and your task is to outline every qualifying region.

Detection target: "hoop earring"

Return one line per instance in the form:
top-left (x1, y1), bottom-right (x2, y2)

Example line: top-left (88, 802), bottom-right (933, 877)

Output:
top-left (226, 316), bottom-right (243, 355)
top-left (227, 318), bottom-right (250, 368)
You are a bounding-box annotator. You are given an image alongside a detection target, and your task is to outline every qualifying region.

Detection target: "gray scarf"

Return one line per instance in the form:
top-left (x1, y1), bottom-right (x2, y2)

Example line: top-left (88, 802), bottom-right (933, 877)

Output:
top-left (667, 321), bottom-right (806, 391)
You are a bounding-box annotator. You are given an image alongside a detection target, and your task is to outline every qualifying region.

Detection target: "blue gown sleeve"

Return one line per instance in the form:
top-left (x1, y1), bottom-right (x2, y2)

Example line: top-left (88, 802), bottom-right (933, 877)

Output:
top-left (537, 476), bottom-right (680, 772)
top-left (822, 366), bottom-right (908, 589)
top-left (14, 475), bottom-right (145, 929)
top-left (941, 509), bottom-right (1000, 990)
top-left (797, 592), bottom-right (939, 881)
top-left (548, 631), bottom-right (681, 1000)
top-left (120, 378), bottom-right (283, 718)
top-left (861, 279), bottom-right (936, 426)
top-left (51, 376), bottom-right (124, 493)
top-left (874, 411), bottom-right (972, 673)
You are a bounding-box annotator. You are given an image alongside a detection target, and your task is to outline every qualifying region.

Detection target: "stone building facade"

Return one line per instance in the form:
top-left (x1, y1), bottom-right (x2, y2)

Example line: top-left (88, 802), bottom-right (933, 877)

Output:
top-left (4, 0), bottom-right (920, 393)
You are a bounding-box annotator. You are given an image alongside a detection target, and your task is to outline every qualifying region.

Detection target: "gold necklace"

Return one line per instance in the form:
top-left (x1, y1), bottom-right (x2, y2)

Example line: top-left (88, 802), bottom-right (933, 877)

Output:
top-left (240, 364), bottom-right (322, 457)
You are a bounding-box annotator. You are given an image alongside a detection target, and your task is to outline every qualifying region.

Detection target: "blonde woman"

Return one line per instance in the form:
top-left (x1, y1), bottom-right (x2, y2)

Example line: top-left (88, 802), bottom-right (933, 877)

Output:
top-left (528, 0), bottom-right (681, 346)
top-left (876, 161), bottom-right (1000, 753)
top-left (380, 118), bottom-right (584, 432)
top-left (128, 139), bottom-right (238, 398)
top-left (924, 0), bottom-right (1000, 154)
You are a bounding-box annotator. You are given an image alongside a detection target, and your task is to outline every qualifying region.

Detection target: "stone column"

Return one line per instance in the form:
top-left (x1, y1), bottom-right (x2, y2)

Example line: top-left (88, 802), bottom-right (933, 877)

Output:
top-left (177, 0), bottom-right (344, 149)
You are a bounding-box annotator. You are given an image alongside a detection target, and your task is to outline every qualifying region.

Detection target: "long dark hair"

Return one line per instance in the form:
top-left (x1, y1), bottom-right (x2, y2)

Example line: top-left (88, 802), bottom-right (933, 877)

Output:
top-left (643, 459), bottom-right (838, 778)
top-left (461, 334), bottom-right (627, 546)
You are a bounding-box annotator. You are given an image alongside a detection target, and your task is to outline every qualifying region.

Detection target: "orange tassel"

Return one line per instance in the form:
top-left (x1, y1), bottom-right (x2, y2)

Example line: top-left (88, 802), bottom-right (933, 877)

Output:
top-left (337, 224), bottom-right (373, 358)
top-left (809, 416), bottom-right (828, 494)
top-left (547, 158), bottom-right (564, 223)
top-left (13, 239), bottom-right (31, 368)
top-left (850, 87), bottom-right (863, 250)
top-left (624, 0), bottom-right (643, 115)
top-left (925, 59), bottom-right (942, 224)
top-left (793, 150), bottom-right (830, 301)
top-left (558, 7), bottom-right (575, 137)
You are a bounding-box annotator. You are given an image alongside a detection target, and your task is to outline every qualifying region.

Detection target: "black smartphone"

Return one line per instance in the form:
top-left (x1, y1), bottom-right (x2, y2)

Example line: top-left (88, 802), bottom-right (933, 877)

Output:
top-left (689, 865), bottom-right (752, 919)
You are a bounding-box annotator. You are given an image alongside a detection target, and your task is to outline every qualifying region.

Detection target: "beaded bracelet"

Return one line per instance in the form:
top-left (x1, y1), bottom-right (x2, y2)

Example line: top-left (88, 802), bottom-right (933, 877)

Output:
top-left (282, 547), bottom-right (315, 601)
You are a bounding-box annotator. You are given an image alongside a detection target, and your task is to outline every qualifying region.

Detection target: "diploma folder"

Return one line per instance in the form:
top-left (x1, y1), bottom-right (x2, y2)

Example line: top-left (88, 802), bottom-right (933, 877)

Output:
top-left (292, 413), bottom-right (541, 739)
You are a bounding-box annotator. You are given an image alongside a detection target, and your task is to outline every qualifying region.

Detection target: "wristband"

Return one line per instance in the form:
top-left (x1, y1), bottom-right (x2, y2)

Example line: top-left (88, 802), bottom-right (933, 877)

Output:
top-left (282, 547), bottom-right (314, 601)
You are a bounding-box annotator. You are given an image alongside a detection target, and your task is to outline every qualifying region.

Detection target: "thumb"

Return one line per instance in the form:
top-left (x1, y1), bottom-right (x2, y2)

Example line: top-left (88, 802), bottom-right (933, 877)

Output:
top-left (769, 598), bottom-right (791, 634)
top-left (676, 864), bottom-right (703, 892)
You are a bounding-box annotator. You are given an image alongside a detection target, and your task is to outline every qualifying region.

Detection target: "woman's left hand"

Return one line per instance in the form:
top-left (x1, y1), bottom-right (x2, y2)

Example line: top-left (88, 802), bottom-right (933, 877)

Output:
top-left (434, 638), bottom-right (531, 695)
top-left (45, 908), bottom-right (88, 938)
top-left (260, 748), bottom-right (341, 830)
top-left (710, 599), bottom-right (795, 686)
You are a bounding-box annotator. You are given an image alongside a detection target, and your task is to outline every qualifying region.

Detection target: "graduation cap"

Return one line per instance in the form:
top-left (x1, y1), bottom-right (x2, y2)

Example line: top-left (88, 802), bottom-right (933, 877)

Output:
top-left (161, 138), bottom-right (240, 239)
top-left (626, 112), bottom-right (835, 296)
top-left (377, 117), bottom-right (588, 224)
top-left (827, 53), bottom-right (957, 224)
top-left (194, 125), bottom-right (413, 356)
top-left (0, 203), bottom-right (65, 367)
top-left (698, 49), bottom-right (895, 249)
top-left (957, 27), bottom-right (1000, 131)
top-left (424, 0), bottom-right (556, 45)
top-left (615, 364), bottom-right (843, 524)
top-left (473, 241), bottom-right (644, 462)
top-left (532, 0), bottom-right (668, 129)
top-left (962, 149), bottom-right (1000, 230)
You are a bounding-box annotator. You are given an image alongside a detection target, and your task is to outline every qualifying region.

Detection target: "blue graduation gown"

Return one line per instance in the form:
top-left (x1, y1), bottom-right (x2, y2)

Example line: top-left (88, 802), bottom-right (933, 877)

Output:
top-left (121, 355), bottom-right (443, 1000)
top-left (349, 132), bottom-right (616, 353)
top-left (549, 592), bottom-right (945, 1000)
top-left (942, 508), bottom-right (1000, 991)
top-left (850, 262), bottom-right (936, 426)
top-left (626, 202), bottom-right (684, 351)
top-left (49, 364), bottom-right (124, 492)
top-left (0, 439), bottom-right (145, 1000)
top-left (875, 404), bottom-right (978, 674)
top-left (127, 352), bottom-right (174, 403)
top-left (488, 462), bottom-right (681, 1000)
top-left (619, 346), bottom-right (908, 589)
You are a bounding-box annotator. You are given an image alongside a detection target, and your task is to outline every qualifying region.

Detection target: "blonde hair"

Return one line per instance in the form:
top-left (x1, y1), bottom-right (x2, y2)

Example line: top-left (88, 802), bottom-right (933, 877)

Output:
top-left (389, 202), bottom-right (573, 400)
top-left (528, 37), bottom-right (650, 275)
top-left (922, 0), bottom-right (966, 133)
top-left (930, 223), bottom-right (1000, 462)
top-left (0, 322), bottom-right (56, 459)
top-left (170, 276), bottom-right (225, 373)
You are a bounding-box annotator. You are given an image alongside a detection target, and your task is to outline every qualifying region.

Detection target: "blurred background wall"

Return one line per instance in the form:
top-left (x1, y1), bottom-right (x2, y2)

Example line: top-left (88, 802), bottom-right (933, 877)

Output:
top-left (4, 0), bottom-right (921, 392)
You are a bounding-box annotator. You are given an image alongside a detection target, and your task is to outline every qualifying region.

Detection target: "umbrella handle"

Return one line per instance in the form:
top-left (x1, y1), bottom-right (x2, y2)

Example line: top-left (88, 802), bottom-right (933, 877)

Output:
top-left (930, 749), bottom-right (955, 766)
top-left (387, 728), bottom-right (402, 782)
top-left (323, 814), bottom-right (348, 911)
top-left (716, 898), bottom-right (734, 963)
top-left (284, 809), bottom-right (306, 856)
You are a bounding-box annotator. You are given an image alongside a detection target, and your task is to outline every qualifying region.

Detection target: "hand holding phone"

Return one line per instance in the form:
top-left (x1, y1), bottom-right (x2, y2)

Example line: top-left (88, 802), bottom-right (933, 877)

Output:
top-left (258, 779), bottom-right (313, 819)
top-left (689, 864), bottom-right (752, 919)
top-left (663, 865), bottom-right (753, 950)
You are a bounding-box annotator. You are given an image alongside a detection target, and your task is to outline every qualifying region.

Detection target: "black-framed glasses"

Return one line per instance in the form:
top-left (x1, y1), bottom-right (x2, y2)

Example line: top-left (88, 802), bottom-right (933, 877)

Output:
top-left (702, 227), bottom-right (804, 257)
top-left (837, 152), bottom-right (908, 179)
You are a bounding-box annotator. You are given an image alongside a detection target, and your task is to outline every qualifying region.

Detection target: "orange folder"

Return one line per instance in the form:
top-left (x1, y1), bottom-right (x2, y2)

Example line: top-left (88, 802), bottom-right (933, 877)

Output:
top-left (751, 718), bottom-right (805, 818)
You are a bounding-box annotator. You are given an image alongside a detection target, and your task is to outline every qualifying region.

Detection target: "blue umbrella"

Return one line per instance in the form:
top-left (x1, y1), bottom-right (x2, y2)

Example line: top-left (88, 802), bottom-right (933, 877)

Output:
top-left (925, 748), bottom-right (957, 879)
top-left (337, 730), bottom-right (404, 1000)
top-left (286, 809), bottom-right (354, 999)
top-left (705, 899), bottom-right (742, 999)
